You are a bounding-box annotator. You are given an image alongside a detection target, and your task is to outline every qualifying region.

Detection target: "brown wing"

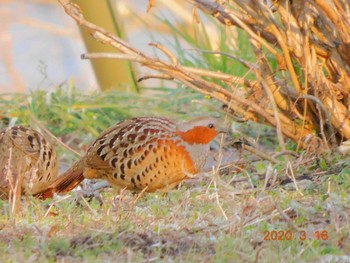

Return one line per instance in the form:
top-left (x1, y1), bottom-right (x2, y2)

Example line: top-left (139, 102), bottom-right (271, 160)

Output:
top-left (84, 117), bottom-right (177, 171)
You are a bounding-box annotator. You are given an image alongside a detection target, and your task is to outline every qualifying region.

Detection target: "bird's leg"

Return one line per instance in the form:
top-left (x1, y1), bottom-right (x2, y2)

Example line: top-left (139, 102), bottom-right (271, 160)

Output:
top-left (74, 180), bottom-right (111, 206)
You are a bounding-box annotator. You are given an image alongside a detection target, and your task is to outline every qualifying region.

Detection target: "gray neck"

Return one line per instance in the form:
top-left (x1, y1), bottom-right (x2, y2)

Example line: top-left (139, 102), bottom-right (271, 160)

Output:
top-left (183, 142), bottom-right (210, 171)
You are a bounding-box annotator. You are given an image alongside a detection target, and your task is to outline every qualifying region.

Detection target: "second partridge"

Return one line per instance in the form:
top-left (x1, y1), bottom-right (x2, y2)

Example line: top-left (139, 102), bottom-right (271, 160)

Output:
top-left (0, 125), bottom-right (59, 198)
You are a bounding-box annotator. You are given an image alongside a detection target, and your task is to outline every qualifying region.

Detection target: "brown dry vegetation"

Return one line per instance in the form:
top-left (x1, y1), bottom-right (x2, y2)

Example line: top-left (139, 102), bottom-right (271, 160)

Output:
top-left (186, 0), bottom-right (350, 151)
top-left (61, 0), bottom-right (350, 152)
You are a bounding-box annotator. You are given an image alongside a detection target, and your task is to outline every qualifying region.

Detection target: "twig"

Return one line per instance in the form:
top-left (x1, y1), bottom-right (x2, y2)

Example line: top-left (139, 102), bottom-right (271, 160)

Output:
top-left (272, 150), bottom-right (298, 158)
top-left (244, 207), bottom-right (294, 227)
top-left (243, 144), bottom-right (281, 164)
top-left (285, 161), bottom-right (304, 196)
top-left (80, 195), bottom-right (100, 218)
top-left (137, 74), bottom-right (174, 82)
top-left (43, 195), bottom-right (72, 218)
top-left (259, 163), bottom-right (274, 195)
top-left (149, 42), bottom-right (179, 64)
top-left (82, 52), bottom-right (249, 86)
top-left (212, 166), bottom-right (229, 221)
top-left (273, 201), bottom-right (299, 230)
top-left (30, 114), bottom-right (83, 157)
top-left (258, 75), bottom-right (286, 152)
top-left (188, 48), bottom-right (257, 69)
top-left (300, 94), bottom-right (335, 149)
top-left (131, 186), bottom-right (149, 207)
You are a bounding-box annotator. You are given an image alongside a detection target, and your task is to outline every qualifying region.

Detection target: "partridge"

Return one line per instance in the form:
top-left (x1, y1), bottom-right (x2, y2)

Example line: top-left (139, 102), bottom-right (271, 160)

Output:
top-left (41, 116), bottom-right (224, 198)
top-left (0, 125), bottom-right (59, 198)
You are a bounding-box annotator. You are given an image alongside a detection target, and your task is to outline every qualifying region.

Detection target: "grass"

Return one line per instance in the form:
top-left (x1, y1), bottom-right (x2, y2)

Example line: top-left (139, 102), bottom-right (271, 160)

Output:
top-left (0, 85), bottom-right (349, 262)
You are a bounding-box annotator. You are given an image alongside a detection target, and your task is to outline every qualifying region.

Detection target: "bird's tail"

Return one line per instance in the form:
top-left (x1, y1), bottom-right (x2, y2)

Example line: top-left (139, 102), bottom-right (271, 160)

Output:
top-left (37, 161), bottom-right (85, 199)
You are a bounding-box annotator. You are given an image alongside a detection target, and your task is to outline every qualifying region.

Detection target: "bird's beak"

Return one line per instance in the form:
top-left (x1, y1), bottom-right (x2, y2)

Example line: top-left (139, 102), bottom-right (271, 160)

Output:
top-left (218, 128), bottom-right (229, 134)
top-left (215, 117), bottom-right (230, 134)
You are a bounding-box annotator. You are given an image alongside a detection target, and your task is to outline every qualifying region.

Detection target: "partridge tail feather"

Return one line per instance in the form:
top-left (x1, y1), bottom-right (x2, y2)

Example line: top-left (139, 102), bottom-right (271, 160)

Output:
top-left (37, 161), bottom-right (85, 199)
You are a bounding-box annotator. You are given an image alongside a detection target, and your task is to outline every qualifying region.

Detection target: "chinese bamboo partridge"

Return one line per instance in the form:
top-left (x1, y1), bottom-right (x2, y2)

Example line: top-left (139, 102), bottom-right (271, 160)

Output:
top-left (42, 116), bottom-right (224, 198)
top-left (0, 125), bottom-right (59, 198)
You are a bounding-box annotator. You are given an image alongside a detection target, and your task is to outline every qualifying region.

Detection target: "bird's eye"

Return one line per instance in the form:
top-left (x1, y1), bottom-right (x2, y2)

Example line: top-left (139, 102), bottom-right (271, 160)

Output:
top-left (208, 123), bottom-right (214, 129)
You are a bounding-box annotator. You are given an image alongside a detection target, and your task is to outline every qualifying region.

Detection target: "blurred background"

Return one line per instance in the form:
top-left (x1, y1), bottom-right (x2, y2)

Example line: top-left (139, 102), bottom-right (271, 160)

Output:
top-left (1, 0), bottom-right (96, 92)
top-left (0, 0), bottom-right (226, 93)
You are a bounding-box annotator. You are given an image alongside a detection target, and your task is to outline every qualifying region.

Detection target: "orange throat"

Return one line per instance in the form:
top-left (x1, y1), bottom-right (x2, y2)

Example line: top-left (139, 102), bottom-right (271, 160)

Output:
top-left (176, 126), bottom-right (219, 145)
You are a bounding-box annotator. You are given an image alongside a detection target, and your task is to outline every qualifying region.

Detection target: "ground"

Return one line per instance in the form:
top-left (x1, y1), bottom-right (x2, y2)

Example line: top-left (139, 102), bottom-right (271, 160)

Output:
top-left (0, 87), bottom-right (349, 262)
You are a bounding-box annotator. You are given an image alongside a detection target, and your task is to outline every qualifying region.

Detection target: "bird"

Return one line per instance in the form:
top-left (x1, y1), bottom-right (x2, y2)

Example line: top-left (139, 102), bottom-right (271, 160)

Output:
top-left (0, 125), bottom-right (59, 198)
top-left (40, 116), bottom-right (225, 198)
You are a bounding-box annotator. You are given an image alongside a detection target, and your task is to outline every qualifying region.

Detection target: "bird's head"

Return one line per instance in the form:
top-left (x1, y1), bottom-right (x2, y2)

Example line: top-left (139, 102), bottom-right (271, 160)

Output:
top-left (176, 116), bottom-right (226, 145)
